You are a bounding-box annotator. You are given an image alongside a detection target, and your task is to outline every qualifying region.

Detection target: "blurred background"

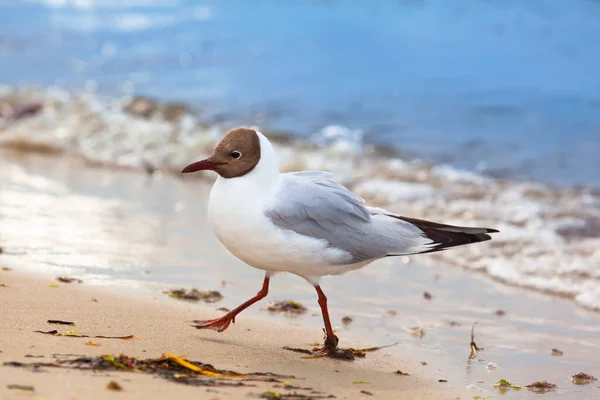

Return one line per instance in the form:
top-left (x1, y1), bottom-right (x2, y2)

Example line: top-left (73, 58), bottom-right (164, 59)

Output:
top-left (1, 0), bottom-right (600, 186)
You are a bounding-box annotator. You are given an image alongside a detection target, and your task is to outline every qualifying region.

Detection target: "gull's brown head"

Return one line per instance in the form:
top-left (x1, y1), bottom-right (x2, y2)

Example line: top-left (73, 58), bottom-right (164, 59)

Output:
top-left (181, 128), bottom-right (261, 179)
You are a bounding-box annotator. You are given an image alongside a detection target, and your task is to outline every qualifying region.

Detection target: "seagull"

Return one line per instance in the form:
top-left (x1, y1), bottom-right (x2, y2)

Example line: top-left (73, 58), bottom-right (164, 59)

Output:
top-left (181, 127), bottom-right (498, 359)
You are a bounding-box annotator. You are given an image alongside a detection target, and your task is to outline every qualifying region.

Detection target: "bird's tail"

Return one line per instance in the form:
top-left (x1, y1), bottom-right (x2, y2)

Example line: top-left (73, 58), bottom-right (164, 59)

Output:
top-left (387, 216), bottom-right (498, 255)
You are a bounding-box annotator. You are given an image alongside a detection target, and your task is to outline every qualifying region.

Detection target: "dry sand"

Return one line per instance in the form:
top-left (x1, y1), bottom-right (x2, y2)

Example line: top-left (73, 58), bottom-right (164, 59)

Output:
top-left (0, 271), bottom-right (458, 400)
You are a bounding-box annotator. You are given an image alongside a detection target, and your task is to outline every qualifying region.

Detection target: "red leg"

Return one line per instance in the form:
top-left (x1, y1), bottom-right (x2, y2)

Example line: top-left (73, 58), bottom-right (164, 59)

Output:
top-left (193, 274), bottom-right (270, 332)
top-left (315, 285), bottom-right (335, 338)
top-left (315, 285), bottom-right (340, 353)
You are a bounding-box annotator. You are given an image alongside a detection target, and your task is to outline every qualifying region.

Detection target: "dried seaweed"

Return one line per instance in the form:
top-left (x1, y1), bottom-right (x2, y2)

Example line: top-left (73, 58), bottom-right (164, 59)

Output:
top-left (106, 381), bottom-right (123, 391)
top-left (5, 353), bottom-right (295, 389)
top-left (34, 329), bottom-right (133, 340)
top-left (163, 288), bottom-right (223, 303)
top-left (283, 342), bottom-right (395, 360)
top-left (469, 322), bottom-right (482, 360)
top-left (7, 384), bottom-right (35, 392)
top-left (282, 347), bottom-right (313, 355)
top-left (395, 370), bottom-right (410, 376)
top-left (360, 390), bottom-right (373, 396)
top-left (551, 348), bottom-right (564, 356)
top-left (572, 372), bottom-right (597, 385)
top-left (259, 392), bottom-right (334, 399)
top-left (423, 291), bottom-right (432, 300)
top-left (266, 301), bottom-right (307, 316)
top-left (57, 276), bottom-right (82, 284)
top-left (409, 327), bottom-right (425, 339)
top-left (341, 316), bottom-right (353, 326)
top-left (525, 381), bottom-right (557, 393)
top-left (47, 320), bottom-right (75, 326)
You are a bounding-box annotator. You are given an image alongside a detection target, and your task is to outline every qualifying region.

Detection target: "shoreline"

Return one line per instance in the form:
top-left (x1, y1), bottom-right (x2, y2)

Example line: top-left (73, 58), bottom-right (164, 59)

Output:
top-left (2, 85), bottom-right (600, 312)
top-left (0, 270), bottom-right (456, 400)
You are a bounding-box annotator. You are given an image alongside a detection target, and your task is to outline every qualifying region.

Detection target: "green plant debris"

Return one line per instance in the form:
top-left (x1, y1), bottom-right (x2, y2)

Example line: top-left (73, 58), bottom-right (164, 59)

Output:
top-left (262, 392), bottom-right (281, 399)
top-left (572, 372), bottom-right (598, 385)
top-left (102, 355), bottom-right (128, 369)
top-left (494, 379), bottom-right (521, 394)
top-left (353, 381), bottom-right (370, 385)
top-left (267, 300), bottom-right (307, 316)
top-left (525, 381), bottom-right (557, 393)
top-left (49, 283), bottom-right (59, 288)
top-left (34, 329), bottom-right (133, 340)
top-left (163, 288), bottom-right (223, 303)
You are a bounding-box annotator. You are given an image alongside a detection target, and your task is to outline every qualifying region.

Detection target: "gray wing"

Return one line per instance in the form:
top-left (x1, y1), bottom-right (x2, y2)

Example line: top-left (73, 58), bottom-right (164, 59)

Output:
top-left (265, 172), bottom-right (434, 263)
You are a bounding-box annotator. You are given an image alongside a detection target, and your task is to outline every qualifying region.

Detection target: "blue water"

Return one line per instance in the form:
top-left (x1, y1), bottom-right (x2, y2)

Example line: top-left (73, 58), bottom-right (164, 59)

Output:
top-left (1, 0), bottom-right (600, 187)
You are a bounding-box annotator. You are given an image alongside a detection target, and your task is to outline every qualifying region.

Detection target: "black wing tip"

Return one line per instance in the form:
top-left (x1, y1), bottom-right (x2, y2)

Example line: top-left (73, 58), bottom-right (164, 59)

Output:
top-left (485, 228), bottom-right (500, 233)
top-left (474, 233), bottom-right (493, 242)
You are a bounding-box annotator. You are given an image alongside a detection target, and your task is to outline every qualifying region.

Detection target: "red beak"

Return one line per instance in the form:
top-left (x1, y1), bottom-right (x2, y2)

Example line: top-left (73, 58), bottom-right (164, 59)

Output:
top-left (181, 159), bottom-right (224, 174)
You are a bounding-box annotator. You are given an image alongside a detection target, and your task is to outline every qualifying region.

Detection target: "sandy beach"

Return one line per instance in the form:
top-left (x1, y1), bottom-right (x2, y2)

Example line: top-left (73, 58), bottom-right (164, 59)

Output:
top-left (0, 270), bottom-right (457, 400)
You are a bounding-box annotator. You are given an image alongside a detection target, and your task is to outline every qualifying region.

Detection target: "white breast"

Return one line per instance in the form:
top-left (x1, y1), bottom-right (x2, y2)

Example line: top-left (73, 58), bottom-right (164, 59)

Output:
top-left (207, 176), bottom-right (359, 280)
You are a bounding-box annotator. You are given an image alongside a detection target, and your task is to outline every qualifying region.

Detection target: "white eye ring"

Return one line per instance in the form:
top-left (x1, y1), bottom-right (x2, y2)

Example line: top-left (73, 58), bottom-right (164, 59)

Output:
top-left (231, 150), bottom-right (242, 159)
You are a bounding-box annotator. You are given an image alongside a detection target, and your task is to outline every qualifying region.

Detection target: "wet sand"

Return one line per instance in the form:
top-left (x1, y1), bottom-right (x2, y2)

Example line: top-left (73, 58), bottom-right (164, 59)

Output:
top-left (1, 150), bottom-right (600, 399)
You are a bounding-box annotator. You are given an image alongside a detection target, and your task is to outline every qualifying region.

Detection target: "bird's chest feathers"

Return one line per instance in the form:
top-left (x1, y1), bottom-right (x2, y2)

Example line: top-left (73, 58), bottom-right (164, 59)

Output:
top-left (208, 178), bottom-right (279, 265)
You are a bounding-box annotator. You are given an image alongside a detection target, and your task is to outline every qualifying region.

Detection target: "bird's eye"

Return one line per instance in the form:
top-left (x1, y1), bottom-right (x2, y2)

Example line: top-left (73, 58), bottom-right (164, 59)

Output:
top-left (231, 150), bottom-right (242, 159)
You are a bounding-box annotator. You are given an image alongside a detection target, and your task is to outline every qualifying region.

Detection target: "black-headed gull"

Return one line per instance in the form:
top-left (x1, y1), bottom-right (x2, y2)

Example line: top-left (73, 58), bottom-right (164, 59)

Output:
top-left (182, 127), bottom-right (498, 359)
